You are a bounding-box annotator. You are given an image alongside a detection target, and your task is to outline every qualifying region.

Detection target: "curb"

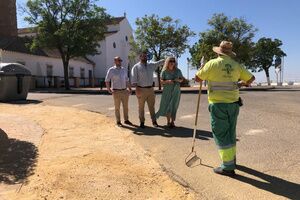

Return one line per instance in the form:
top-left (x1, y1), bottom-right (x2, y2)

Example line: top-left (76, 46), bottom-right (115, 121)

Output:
top-left (29, 86), bottom-right (295, 95)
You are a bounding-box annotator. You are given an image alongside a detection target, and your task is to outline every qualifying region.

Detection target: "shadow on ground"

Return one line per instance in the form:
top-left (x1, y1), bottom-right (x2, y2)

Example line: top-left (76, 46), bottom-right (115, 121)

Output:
top-left (122, 125), bottom-right (213, 140)
top-left (235, 165), bottom-right (300, 200)
top-left (240, 89), bottom-right (300, 93)
top-left (0, 129), bottom-right (38, 184)
top-left (1, 99), bottom-right (43, 105)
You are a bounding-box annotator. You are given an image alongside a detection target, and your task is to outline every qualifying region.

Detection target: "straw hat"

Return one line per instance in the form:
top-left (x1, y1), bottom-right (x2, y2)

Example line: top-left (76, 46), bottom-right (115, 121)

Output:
top-left (213, 41), bottom-right (236, 57)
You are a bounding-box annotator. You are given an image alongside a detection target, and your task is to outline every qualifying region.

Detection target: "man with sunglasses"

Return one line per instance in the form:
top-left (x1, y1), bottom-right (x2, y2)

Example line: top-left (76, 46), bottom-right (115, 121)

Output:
top-left (105, 56), bottom-right (133, 127)
top-left (131, 51), bottom-right (164, 128)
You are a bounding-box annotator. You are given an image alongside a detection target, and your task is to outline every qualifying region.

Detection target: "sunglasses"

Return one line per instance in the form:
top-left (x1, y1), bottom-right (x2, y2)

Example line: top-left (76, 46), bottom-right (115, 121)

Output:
top-left (169, 60), bottom-right (176, 63)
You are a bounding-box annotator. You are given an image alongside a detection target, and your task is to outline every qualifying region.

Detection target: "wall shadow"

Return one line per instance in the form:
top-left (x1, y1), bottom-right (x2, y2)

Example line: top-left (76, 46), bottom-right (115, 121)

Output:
top-left (122, 125), bottom-right (213, 140)
top-left (0, 129), bottom-right (38, 184)
top-left (235, 165), bottom-right (300, 200)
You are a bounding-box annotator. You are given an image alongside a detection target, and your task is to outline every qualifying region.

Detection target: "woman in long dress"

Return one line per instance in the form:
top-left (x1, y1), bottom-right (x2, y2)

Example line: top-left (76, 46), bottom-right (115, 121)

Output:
top-left (155, 57), bottom-right (183, 128)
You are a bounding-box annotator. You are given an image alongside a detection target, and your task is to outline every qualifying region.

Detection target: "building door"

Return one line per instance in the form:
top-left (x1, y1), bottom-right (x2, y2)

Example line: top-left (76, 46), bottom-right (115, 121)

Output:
top-left (89, 70), bottom-right (93, 86)
top-left (46, 65), bottom-right (53, 87)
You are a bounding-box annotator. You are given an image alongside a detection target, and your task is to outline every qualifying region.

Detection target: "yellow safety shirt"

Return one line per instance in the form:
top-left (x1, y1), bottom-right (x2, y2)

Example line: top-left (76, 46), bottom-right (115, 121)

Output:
top-left (196, 55), bottom-right (253, 104)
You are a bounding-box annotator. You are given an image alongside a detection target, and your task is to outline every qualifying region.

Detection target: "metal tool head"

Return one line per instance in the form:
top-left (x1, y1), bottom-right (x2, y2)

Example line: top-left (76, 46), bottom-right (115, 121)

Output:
top-left (185, 151), bottom-right (201, 168)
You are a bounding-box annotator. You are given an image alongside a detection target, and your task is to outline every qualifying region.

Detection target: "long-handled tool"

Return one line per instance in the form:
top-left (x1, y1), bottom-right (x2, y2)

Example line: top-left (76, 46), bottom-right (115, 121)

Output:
top-left (185, 81), bottom-right (202, 167)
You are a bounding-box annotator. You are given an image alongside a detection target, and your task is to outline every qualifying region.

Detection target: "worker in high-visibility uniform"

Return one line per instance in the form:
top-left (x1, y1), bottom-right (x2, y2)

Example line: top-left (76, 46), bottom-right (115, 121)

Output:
top-left (195, 41), bottom-right (255, 176)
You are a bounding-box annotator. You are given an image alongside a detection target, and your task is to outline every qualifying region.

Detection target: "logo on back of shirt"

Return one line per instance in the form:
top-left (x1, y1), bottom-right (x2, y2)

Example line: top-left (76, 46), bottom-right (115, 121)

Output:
top-left (222, 64), bottom-right (234, 78)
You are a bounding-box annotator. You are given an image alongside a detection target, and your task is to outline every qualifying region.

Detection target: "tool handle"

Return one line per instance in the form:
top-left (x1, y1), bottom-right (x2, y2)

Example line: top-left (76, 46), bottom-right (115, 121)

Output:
top-left (194, 82), bottom-right (202, 126)
top-left (191, 82), bottom-right (202, 149)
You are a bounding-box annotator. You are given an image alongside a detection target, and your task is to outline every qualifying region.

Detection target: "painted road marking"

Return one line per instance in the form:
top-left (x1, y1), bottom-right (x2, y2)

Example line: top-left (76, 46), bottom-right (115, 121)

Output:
top-left (108, 107), bottom-right (115, 111)
top-left (245, 129), bottom-right (267, 135)
top-left (179, 114), bottom-right (196, 119)
top-left (72, 104), bottom-right (87, 107)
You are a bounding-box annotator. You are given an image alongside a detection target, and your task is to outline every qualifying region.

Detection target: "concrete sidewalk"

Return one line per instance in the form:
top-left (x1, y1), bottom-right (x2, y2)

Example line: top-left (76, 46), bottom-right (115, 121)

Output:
top-left (0, 104), bottom-right (195, 200)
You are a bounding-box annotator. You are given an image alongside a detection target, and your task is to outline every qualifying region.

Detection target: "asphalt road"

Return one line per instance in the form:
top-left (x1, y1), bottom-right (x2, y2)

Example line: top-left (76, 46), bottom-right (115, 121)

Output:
top-left (27, 89), bottom-right (300, 199)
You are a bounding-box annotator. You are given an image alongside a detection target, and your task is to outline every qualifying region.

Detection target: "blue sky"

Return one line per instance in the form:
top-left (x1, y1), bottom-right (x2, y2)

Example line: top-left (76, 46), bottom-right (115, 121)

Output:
top-left (16, 0), bottom-right (300, 82)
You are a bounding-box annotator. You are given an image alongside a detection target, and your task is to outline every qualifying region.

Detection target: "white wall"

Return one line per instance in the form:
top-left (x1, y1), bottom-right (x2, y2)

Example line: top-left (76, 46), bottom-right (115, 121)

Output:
top-left (107, 24), bottom-right (120, 32)
top-left (1, 50), bottom-right (93, 78)
top-left (105, 33), bottom-right (124, 70)
top-left (87, 40), bottom-right (107, 79)
top-left (118, 18), bottom-right (134, 70)
top-left (89, 18), bottom-right (134, 79)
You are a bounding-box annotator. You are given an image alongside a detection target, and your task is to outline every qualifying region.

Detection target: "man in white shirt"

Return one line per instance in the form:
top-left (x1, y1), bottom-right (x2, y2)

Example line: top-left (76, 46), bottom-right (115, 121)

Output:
top-left (105, 56), bottom-right (133, 127)
top-left (131, 51), bottom-right (164, 128)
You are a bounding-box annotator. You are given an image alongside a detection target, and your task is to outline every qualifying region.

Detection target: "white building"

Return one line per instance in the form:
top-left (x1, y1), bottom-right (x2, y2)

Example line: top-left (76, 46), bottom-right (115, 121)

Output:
top-left (87, 16), bottom-right (134, 81)
top-left (17, 16), bottom-right (135, 87)
top-left (0, 0), bottom-right (133, 87)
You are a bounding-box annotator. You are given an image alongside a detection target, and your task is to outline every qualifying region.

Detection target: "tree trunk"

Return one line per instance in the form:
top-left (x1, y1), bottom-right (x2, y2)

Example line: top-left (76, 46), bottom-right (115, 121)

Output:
top-left (264, 68), bottom-right (271, 86)
top-left (155, 54), bottom-right (162, 91)
top-left (157, 70), bottom-right (162, 90)
top-left (63, 60), bottom-right (70, 90)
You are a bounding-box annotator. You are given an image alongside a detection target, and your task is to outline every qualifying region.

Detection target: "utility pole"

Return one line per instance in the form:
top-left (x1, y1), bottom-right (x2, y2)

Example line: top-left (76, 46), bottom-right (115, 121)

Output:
top-left (281, 56), bottom-right (284, 85)
top-left (187, 57), bottom-right (190, 81)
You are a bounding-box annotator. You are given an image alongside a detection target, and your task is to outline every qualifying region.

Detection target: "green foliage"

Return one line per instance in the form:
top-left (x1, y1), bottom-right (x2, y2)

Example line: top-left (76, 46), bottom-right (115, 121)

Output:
top-left (25, 0), bottom-right (110, 89)
top-left (134, 14), bottom-right (194, 60)
top-left (128, 36), bottom-right (140, 62)
top-left (250, 37), bottom-right (286, 78)
top-left (133, 14), bottom-right (194, 89)
top-left (190, 13), bottom-right (257, 68)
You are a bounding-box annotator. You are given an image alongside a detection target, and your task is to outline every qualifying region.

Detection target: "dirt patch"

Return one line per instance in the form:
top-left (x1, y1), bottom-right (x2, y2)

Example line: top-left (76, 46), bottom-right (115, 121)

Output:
top-left (0, 104), bottom-right (195, 200)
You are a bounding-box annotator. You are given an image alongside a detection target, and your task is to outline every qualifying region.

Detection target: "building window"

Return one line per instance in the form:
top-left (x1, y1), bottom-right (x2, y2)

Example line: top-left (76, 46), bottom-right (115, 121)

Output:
top-left (46, 65), bottom-right (53, 77)
top-left (113, 42), bottom-right (116, 48)
top-left (69, 67), bottom-right (74, 77)
top-left (80, 68), bottom-right (85, 78)
top-left (125, 36), bottom-right (128, 42)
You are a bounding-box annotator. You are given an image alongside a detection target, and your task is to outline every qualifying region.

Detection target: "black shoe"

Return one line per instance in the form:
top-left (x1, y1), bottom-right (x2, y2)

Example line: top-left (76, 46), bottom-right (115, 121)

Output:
top-left (140, 122), bottom-right (145, 128)
top-left (170, 122), bottom-right (175, 128)
top-left (213, 167), bottom-right (235, 177)
top-left (152, 121), bottom-right (159, 127)
top-left (124, 120), bottom-right (133, 126)
top-left (116, 122), bottom-right (123, 127)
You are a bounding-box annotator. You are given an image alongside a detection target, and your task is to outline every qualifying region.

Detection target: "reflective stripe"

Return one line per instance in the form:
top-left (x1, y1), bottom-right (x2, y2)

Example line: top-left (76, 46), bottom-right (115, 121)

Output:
top-left (218, 143), bottom-right (236, 150)
top-left (218, 146), bottom-right (236, 162)
top-left (209, 81), bottom-right (239, 91)
top-left (223, 160), bottom-right (235, 165)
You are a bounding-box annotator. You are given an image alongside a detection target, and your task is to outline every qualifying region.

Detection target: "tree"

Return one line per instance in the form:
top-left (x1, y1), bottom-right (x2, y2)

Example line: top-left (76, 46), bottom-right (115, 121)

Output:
top-left (250, 38), bottom-right (286, 85)
top-left (25, 0), bottom-right (110, 89)
top-left (134, 14), bottom-right (194, 90)
top-left (190, 13), bottom-right (257, 68)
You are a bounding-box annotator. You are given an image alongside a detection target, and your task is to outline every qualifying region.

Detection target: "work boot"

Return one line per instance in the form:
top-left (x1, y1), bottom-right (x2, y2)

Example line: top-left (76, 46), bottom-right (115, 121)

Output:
top-left (140, 122), bottom-right (145, 128)
top-left (152, 121), bottom-right (159, 127)
top-left (124, 120), bottom-right (133, 126)
top-left (213, 167), bottom-right (235, 177)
